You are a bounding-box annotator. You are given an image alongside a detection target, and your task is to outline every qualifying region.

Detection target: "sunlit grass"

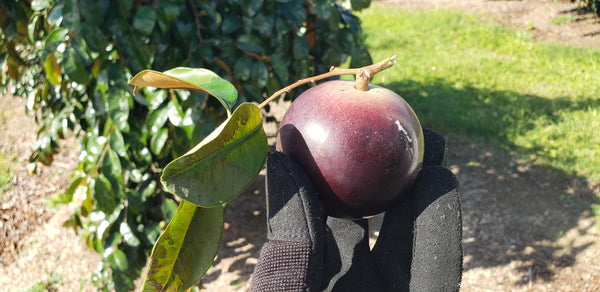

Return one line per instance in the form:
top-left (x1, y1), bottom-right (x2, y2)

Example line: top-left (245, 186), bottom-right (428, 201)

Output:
top-left (359, 5), bottom-right (600, 181)
top-left (551, 15), bottom-right (579, 25)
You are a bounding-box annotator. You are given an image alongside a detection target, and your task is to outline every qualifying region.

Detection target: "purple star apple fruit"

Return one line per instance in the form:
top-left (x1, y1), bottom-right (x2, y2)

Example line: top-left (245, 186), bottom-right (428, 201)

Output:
top-left (276, 80), bottom-right (424, 218)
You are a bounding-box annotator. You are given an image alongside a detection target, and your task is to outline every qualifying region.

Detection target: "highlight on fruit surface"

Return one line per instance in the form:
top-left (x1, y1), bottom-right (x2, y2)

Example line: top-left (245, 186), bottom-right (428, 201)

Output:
top-left (276, 80), bottom-right (424, 218)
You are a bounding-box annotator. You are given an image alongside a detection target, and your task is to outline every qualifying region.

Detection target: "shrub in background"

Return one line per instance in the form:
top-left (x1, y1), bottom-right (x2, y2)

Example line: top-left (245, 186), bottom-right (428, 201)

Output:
top-left (0, 0), bottom-right (371, 290)
top-left (576, 0), bottom-right (600, 15)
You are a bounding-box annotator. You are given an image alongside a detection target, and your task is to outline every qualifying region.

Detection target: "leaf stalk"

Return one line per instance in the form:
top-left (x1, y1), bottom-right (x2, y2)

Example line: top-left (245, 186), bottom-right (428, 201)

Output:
top-left (257, 55), bottom-right (397, 109)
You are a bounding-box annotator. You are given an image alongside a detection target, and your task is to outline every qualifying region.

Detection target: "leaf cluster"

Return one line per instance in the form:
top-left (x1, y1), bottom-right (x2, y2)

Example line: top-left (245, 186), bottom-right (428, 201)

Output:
top-left (577, 0), bottom-right (600, 16)
top-left (0, 0), bottom-right (371, 290)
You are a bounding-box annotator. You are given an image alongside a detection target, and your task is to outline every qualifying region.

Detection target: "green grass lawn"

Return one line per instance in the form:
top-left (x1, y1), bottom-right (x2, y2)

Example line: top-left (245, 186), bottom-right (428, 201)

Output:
top-left (358, 5), bottom-right (600, 182)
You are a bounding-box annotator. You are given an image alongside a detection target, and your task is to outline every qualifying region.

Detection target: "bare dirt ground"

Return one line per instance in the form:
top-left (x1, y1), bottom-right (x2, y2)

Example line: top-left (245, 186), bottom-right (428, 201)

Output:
top-left (0, 95), bottom-right (100, 291)
top-left (1, 0), bottom-right (599, 291)
top-left (381, 0), bottom-right (600, 48)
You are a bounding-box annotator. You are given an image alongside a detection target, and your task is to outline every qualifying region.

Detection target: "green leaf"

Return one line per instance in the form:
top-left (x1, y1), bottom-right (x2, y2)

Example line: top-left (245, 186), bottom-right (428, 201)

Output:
top-left (146, 89), bottom-right (168, 109)
top-left (142, 200), bottom-right (223, 292)
top-left (64, 47), bottom-right (90, 85)
top-left (161, 102), bottom-right (267, 207)
top-left (251, 14), bottom-right (274, 36)
top-left (44, 27), bottom-right (68, 50)
top-left (161, 198), bottom-right (178, 223)
top-left (99, 148), bottom-right (124, 195)
top-left (162, 4), bottom-right (181, 22)
top-left (146, 103), bottom-right (170, 135)
top-left (28, 13), bottom-right (40, 43)
top-left (140, 178), bottom-right (157, 199)
top-left (221, 14), bottom-right (241, 34)
top-left (82, 25), bottom-right (108, 53)
top-left (108, 249), bottom-right (129, 271)
top-left (144, 222), bottom-right (163, 247)
top-left (109, 129), bottom-right (127, 157)
top-left (234, 57), bottom-right (253, 81)
top-left (293, 35), bottom-right (309, 59)
top-left (65, 176), bottom-right (86, 199)
top-left (129, 68), bottom-right (237, 114)
top-left (253, 62), bottom-right (269, 88)
top-left (270, 53), bottom-right (289, 81)
top-left (150, 128), bottom-right (169, 155)
top-left (63, 0), bottom-right (81, 35)
top-left (277, 2), bottom-right (305, 26)
top-left (31, 0), bottom-right (53, 11)
top-left (237, 34), bottom-right (265, 54)
top-left (133, 6), bottom-right (157, 36)
top-left (93, 174), bottom-right (117, 214)
top-left (119, 222), bottom-right (141, 247)
top-left (80, 1), bottom-right (103, 26)
top-left (350, 44), bottom-right (373, 68)
top-left (316, 0), bottom-right (333, 20)
top-left (242, 0), bottom-right (264, 17)
top-left (166, 98), bottom-right (186, 127)
top-left (350, 0), bottom-right (371, 11)
top-left (107, 92), bottom-right (130, 132)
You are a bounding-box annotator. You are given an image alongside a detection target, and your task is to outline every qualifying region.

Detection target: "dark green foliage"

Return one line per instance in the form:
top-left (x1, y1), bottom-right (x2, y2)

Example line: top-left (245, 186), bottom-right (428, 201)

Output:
top-left (0, 0), bottom-right (371, 290)
top-left (576, 0), bottom-right (600, 16)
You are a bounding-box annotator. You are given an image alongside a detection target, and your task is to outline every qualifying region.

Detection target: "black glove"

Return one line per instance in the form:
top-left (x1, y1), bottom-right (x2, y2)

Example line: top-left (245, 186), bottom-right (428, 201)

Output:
top-left (250, 129), bottom-right (463, 291)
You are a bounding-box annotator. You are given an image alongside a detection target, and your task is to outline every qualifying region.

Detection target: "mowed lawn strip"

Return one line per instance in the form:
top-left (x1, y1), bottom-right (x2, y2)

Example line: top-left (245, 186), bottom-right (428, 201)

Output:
top-left (359, 6), bottom-right (600, 182)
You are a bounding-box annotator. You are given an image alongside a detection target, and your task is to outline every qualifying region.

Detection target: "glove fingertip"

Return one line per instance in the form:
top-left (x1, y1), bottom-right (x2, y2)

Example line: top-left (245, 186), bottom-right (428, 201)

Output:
top-left (265, 151), bottom-right (323, 244)
top-left (267, 151), bottom-right (313, 189)
top-left (423, 128), bottom-right (446, 166)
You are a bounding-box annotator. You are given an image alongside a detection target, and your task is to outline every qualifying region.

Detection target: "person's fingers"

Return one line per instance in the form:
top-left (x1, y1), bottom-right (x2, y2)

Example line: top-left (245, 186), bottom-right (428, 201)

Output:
top-left (264, 152), bottom-right (323, 245)
top-left (251, 152), bottom-right (325, 291)
top-left (423, 128), bottom-right (446, 166)
top-left (320, 218), bottom-right (384, 292)
top-left (410, 166), bottom-right (462, 291)
top-left (371, 165), bottom-right (462, 291)
top-left (370, 185), bottom-right (415, 291)
top-left (366, 129), bottom-right (445, 290)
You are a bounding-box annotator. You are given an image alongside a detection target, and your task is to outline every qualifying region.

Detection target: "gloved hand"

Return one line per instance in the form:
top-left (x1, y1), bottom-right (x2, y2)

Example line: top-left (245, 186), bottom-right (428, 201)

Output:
top-left (250, 129), bottom-right (462, 292)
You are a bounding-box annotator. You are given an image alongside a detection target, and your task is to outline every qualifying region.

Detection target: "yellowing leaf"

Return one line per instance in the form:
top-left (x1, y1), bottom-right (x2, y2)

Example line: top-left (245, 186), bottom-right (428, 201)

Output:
top-left (44, 52), bottom-right (61, 85)
top-left (142, 200), bottom-right (223, 291)
top-left (129, 67), bottom-right (237, 113)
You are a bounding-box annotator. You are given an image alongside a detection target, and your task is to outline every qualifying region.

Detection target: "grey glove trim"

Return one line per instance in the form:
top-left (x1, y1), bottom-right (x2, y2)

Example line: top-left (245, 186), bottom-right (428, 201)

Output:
top-left (251, 241), bottom-right (312, 292)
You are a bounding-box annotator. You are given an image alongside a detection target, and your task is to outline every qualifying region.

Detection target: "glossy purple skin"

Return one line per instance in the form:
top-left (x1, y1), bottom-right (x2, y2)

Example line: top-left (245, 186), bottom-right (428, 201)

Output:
top-left (276, 80), bottom-right (424, 218)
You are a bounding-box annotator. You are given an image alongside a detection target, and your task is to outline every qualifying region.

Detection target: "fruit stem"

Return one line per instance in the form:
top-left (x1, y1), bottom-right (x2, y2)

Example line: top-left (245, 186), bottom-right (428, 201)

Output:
top-left (354, 55), bottom-right (397, 91)
top-left (257, 56), bottom-right (397, 109)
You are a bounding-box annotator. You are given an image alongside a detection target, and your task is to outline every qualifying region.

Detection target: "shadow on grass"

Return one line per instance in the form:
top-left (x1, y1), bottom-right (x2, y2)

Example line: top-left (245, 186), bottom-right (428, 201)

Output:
top-left (387, 79), bottom-right (599, 286)
top-left (386, 79), bottom-right (599, 144)
top-left (201, 78), bottom-right (599, 289)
